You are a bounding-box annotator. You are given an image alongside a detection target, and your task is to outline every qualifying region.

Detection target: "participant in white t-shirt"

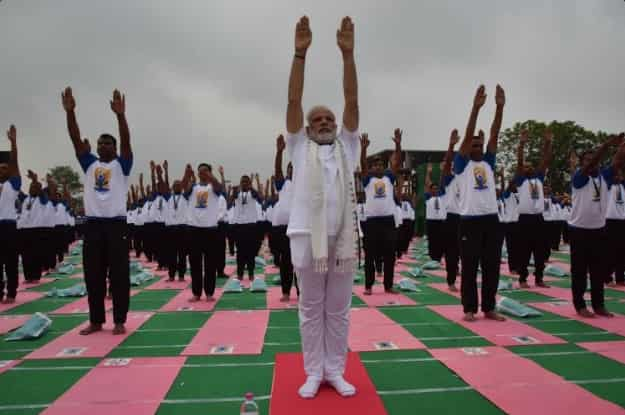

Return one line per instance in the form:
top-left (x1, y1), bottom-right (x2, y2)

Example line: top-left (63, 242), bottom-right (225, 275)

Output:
top-left (605, 172), bottom-right (625, 286)
top-left (568, 134), bottom-right (625, 317)
top-left (439, 130), bottom-right (461, 290)
top-left (453, 84), bottom-right (506, 322)
top-left (230, 175), bottom-right (261, 280)
top-left (424, 162), bottom-right (447, 264)
top-left (62, 87), bottom-right (133, 336)
top-left (0, 125), bottom-right (21, 303)
top-left (19, 173), bottom-right (50, 284)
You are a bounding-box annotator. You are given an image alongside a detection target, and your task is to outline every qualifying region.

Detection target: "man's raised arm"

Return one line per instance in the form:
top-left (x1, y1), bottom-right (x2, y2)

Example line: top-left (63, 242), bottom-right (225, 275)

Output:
top-left (62, 87), bottom-right (88, 156)
top-left (459, 85), bottom-right (487, 157)
top-left (110, 89), bottom-right (131, 160)
top-left (487, 85), bottom-right (505, 154)
top-left (6, 125), bottom-right (20, 178)
top-left (337, 17), bottom-right (358, 131)
top-left (286, 16), bottom-right (311, 134)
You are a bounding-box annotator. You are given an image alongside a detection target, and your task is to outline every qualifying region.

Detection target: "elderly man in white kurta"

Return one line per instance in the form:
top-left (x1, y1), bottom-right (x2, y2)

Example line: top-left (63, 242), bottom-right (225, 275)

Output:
top-left (285, 16), bottom-right (360, 399)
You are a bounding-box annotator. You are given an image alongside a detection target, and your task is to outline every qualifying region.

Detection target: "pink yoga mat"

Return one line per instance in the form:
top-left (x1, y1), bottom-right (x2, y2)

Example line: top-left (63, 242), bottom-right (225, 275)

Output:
top-left (353, 286), bottom-right (417, 307)
top-left (265, 265), bottom-right (280, 274)
top-left (607, 284), bottom-right (625, 293)
top-left (52, 290), bottom-right (139, 314)
top-left (397, 257), bottom-right (418, 265)
top-left (578, 341), bottom-right (625, 365)
top-left (17, 277), bottom-right (57, 291)
top-left (0, 359), bottom-right (20, 376)
top-left (394, 264), bottom-right (410, 273)
top-left (531, 286), bottom-right (573, 301)
top-left (529, 302), bottom-right (625, 337)
top-left (224, 265), bottom-right (237, 275)
top-left (430, 346), bottom-right (625, 415)
top-left (0, 315), bottom-right (30, 334)
top-left (349, 307), bottom-right (425, 351)
top-left (183, 309), bottom-right (269, 355)
top-left (144, 276), bottom-right (190, 290)
top-left (160, 288), bottom-right (224, 312)
top-left (429, 305), bottom-right (566, 346)
top-left (42, 357), bottom-right (187, 415)
top-left (24, 312), bottom-right (154, 359)
top-left (0, 291), bottom-right (44, 312)
top-left (266, 287), bottom-right (299, 310)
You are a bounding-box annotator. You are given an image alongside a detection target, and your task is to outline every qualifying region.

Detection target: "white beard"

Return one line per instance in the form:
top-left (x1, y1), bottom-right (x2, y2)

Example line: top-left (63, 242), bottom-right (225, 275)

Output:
top-left (309, 130), bottom-right (337, 145)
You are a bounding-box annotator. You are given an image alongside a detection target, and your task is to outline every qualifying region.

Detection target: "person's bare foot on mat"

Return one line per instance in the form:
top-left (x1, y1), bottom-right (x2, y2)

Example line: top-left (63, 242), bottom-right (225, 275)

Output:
top-left (519, 282), bottom-right (530, 289)
top-left (594, 308), bottom-right (614, 317)
top-left (279, 295), bottom-right (290, 302)
top-left (189, 296), bottom-right (201, 303)
top-left (577, 308), bottom-right (595, 318)
top-left (112, 324), bottom-right (126, 335)
top-left (363, 288), bottom-right (372, 296)
top-left (206, 296), bottom-right (215, 302)
top-left (536, 282), bottom-right (550, 288)
top-left (463, 312), bottom-right (476, 322)
top-left (79, 324), bottom-right (102, 335)
top-left (448, 285), bottom-right (458, 292)
top-left (484, 311), bottom-right (506, 321)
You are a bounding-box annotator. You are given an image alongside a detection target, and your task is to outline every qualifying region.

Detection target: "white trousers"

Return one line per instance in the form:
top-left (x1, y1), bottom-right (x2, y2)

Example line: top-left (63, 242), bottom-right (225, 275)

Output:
top-left (294, 236), bottom-right (353, 379)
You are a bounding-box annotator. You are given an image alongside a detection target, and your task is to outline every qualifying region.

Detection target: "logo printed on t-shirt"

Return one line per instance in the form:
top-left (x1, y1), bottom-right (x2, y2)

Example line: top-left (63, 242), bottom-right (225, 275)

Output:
top-left (530, 180), bottom-right (539, 200)
top-left (195, 191), bottom-right (209, 208)
top-left (373, 180), bottom-right (386, 198)
top-left (472, 165), bottom-right (488, 190)
top-left (94, 167), bottom-right (111, 193)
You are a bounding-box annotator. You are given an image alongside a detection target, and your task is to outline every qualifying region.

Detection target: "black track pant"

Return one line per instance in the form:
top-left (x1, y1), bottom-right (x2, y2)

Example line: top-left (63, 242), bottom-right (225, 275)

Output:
top-left (569, 226), bottom-right (606, 311)
top-left (165, 225), bottom-right (187, 280)
top-left (605, 219), bottom-right (625, 284)
top-left (426, 219), bottom-right (445, 261)
top-left (504, 222), bottom-right (520, 273)
top-left (21, 228), bottom-right (45, 282)
top-left (443, 213), bottom-right (460, 285)
top-left (459, 215), bottom-right (502, 314)
top-left (235, 223), bottom-right (258, 279)
top-left (83, 220), bottom-right (130, 325)
top-left (364, 216), bottom-right (396, 290)
top-left (517, 214), bottom-right (546, 284)
top-left (216, 222), bottom-right (227, 276)
top-left (273, 225), bottom-right (299, 296)
top-left (0, 222), bottom-right (18, 299)
top-left (188, 226), bottom-right (218, 297)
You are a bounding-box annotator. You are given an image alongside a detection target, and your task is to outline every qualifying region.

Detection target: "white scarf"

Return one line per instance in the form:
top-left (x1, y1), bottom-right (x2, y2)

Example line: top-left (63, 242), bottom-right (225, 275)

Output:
top-left (288, 139), bottom-right (358, 273)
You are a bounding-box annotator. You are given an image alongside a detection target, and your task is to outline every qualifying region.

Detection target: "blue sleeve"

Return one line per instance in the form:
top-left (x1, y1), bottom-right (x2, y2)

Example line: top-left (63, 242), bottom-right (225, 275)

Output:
top-left (251, 190), bottom-right (261, 201)
top-left (514, 175), bottom-right (526, 187)
top-left (163, 193), bottom-right (171, 201)
top-left (442, 175), bottom-right (454, 190)
top-left (8, 176), bottom-right (21, 191)
top-left (274, 178), bottom-right (285, 192)
top-left (423, 192), bottom-right (432, 201)
top-left (602, 166), bottom-right (615, 187)
top-left (484, 151), bottom-right (496, 171)
top-left (117, 155), bottom-right (133, 177)
top-left (183, 185), bottom-right (194, 200)
top-left (572, 169), bottom-right (589, 189)
top-left (536, 173), bottom-right (545, 183)
top-left (503, 190), bottom-right (511, 199)
top-left (18, 192), bottom-right (27, 202)
top-left (384, 171), bottom-right (396, 184)
top-left (38, 193), bottom-right (49, 205)
top-left (77, 152), bottom-right (98, 173)
top-left (362, 175), bottom-right (372, 188)
top-left (453, 153), bottom-right (468, 175)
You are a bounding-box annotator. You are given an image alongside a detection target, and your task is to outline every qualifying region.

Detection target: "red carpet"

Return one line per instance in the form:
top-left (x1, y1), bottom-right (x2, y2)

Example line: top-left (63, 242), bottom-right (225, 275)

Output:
top-left (269, 352), bottom-right (387, 415)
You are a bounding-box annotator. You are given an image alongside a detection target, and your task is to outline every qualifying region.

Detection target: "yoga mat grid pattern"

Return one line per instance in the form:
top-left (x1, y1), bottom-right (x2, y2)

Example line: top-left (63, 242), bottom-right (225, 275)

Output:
top-left (2, 241), bottom-right (625, 414)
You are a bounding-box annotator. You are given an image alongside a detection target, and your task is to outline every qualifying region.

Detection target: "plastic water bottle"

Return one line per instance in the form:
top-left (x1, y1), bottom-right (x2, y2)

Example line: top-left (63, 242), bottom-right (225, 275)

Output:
top-left (240, 392), bottom-right (259, 415)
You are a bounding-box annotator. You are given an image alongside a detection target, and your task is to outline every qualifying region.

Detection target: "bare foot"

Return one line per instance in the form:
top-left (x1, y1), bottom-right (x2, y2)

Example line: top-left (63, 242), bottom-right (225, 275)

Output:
top-left (463, 312), bottom-right (476, 322)
top-left (206, 296), bottom-right (215, 302)
top-left (448, 285), bottom-right (458, 292)
top-left (168, 277), bottom-right (175, 282)
top-left (385, 288), bottom-right (398, 294)
top-left (617, 282), bottom-right (625, 287)
top-left (112, 324), bottom-right (126, 335)
top-left (594, 308), bottom-right (614, 317)
top-left (536, 282), bottom-right (550, 288)
top-left (79, 324), bottom-right (103, 335)
top-left (279, 295), bottom-right (290, 302)
top-left (484, 311), bottom-right (506, 321)
top-left (4, 297), bottom-right (15, 304)
top-left (577, 308), bottom-right (595, 318)
top-left (363, 288), bottom-right (372, 296)
top-left (607, 282), bottom-right (617, 288)
top-left (188, 296), bottom-right (201, 303)
top-left (519, 282), bottom-right (530, 289)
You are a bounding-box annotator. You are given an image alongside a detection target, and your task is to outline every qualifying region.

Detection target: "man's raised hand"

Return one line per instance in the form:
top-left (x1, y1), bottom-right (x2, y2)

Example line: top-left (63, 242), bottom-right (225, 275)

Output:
top-left (337, 16), bottom-right (354, 54)
top-left (277, 134), bottom-right (286, 152)
top-left (62, 87), bottom-right (76, 113)
top-left (27, 170), bottom-right (37, 182)
top-left (163, 160), bottom-right (168, 172)
top-left (473, 85), bottom-right (487, 110)
top-left (6, 125), bottom-right (16, 145)
top-left (218, 166), bottom-right (225, 177)
top-left (449, 129), bottom-right (459, 146)
top-left (360, 133), bottom-right (370, 149)
top-left (495, 84), bottom-right (505, 107)
top-left (544, 129), bottom-right (554, 144)
top-left (392, 128), bottom-right (402, 145)
top-left (520, 129), bottom-right (529, 145)
top-left (295, 16), bottom-right (312, 54)
top-left (110, 89), bottom-right (126, 116)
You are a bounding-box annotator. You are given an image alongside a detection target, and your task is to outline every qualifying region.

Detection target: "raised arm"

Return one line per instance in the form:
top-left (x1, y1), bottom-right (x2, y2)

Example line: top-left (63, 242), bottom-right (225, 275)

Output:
top-left (487, 84), bottom-right (505, 154)
top-left (110, 90), bottom-right (131, 159)
top-left (360, 133), bottom-right (370, 177)
top-left (139, 173), bottom-right (146, 199)
top-left (275, 134), bottom-right (285, 181)
top-left (6, 125), bottom-right (19, 178)
top-left (425, 163), bottom-right (433, 190)
top-left (181, 164), bottom-right (193, 193)
top-left (62, 87), bottom-right (88, 156)
top-left (583, 135), bottom-right (621, 176)
top-left (337, 17), bottom-right (358, 131)
top-left (516, 129), bottom-right (528, 177)
top-left (611, 133), bottom-right (625, 171)
top-left (163, 160), bottom-right (170, 189)
top-left (459, 85), bottom-right (487, 157)
top-left (149, 161), bottom-right (157, 195)
top-left (286, 16), bottom-right (311, 134)
top-left (538, 129), bottom-right (553, 175)
top-left (218, 166), bottom-right (226, 189)
top-left (442, 129), bottom-right (459, 177)
top-left (391, 128), bottom-right (402, 176)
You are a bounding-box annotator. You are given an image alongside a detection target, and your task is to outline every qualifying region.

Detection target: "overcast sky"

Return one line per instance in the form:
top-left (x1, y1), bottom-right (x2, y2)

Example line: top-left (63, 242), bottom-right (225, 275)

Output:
top-left (1, 0), bottom-right (624, 185)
